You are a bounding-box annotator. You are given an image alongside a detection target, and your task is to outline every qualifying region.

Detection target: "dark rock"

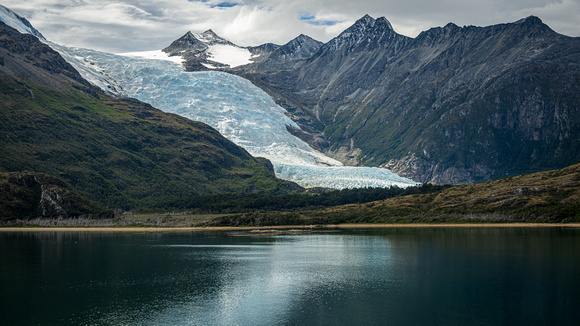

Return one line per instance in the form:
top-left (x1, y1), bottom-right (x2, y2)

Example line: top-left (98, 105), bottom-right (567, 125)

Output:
top-left (0, 172), bottom-right (112, 220)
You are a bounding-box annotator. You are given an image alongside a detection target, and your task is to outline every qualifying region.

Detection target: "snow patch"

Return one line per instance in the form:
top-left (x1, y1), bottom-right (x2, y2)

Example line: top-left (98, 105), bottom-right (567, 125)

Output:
top-left (118, 50), bottom-right (185, 65)
top-left (207, 45), bottom-right (253, 68)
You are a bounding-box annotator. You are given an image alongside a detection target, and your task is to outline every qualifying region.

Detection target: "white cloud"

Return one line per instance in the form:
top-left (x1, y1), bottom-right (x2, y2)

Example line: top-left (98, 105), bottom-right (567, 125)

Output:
top-left (2, 0), bottom-right (579, 52)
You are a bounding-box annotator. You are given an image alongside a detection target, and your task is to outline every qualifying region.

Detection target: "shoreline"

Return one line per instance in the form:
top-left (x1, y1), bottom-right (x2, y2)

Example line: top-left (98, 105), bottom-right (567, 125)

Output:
top-left (1, 223), bottom-right (579, 232)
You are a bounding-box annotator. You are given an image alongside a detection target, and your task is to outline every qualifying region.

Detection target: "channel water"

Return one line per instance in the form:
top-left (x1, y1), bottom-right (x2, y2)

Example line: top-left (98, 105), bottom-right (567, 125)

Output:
top-left (1, 227), bottom-right (579, 325)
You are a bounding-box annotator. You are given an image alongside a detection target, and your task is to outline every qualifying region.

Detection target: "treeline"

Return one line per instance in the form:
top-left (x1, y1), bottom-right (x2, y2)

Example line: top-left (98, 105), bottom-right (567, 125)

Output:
top-left (149, 184), bottom-right (449, 213)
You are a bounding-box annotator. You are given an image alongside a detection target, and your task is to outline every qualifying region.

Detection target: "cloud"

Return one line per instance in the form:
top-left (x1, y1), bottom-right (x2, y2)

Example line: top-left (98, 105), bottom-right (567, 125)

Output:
top-left (1, 0), bottom-right (579, 53)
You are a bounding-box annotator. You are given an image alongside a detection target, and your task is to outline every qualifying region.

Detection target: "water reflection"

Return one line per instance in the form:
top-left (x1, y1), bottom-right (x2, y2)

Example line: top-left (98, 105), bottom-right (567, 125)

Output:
top-left (1, 228), bottom-right (579, 325)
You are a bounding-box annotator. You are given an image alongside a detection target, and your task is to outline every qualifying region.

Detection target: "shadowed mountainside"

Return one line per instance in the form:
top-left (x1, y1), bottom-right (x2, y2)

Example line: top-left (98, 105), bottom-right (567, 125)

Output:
top-left (226, 15), bottom-right (580, 184)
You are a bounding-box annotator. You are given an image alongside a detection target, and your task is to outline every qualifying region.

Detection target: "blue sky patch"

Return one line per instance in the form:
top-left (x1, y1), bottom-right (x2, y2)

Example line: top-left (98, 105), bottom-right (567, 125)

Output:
top-left (188, 0), bottom-right (239, 7)
top-left (211, 2), bottom-right (239, 8)
top-left (299, 13), bottom-right (341, 26)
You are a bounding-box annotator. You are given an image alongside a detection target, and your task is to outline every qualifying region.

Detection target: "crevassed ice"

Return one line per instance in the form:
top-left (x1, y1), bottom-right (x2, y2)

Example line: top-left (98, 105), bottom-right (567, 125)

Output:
top-left (50, 42), bottom-right (418, 189)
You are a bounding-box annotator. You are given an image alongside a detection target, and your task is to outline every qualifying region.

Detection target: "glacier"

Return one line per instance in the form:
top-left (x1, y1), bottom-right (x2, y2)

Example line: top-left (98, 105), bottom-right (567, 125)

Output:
top-left (49, 42), bottom-right (418, 189)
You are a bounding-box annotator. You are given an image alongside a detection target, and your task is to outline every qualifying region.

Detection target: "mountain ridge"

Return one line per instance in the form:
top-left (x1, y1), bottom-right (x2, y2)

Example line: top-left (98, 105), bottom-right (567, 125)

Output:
top-left (224, 14), bottom-right (580, 184)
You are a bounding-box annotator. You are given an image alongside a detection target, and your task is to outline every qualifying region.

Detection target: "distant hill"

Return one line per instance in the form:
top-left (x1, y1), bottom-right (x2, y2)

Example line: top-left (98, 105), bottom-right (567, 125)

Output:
top-left (0, 22), bottom-right (299, 210)
top-left (206, 161), bottom-right (580, 226)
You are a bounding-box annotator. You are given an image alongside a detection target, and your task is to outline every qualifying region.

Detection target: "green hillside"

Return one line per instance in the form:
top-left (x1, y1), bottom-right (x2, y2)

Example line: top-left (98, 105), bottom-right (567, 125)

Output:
top-left (0, 23), bottom-right (298, 210)
top-left (205, 162), bottom-right (580, 226)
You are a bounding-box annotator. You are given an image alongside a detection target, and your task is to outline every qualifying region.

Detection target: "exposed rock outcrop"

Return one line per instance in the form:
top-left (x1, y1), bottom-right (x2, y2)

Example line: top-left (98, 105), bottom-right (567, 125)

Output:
top-left (0, 172), bottom-right (112, 220)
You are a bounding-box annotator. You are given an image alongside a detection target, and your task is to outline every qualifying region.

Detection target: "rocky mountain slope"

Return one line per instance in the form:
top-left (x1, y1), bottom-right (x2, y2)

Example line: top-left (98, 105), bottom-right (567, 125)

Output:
top-left (0, 172), bottom-right (111, 220)
top-left (229, 15), bottom-right (580, 184)
top-left (0, 21), bottom-right (297, 210)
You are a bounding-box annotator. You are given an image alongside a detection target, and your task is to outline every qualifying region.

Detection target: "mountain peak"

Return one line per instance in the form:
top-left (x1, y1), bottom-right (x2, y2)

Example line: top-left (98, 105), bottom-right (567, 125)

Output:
top-left (292, 34), bottom-right (320, 44)
top-left (201, 29), bottom-right (217, 37)
top-left (271, 33), bottom-right (323, 61)
top-left (515, 15), bottom-right (543, 25)
top-left (195, 29), bottom-right (233, 46)
top-left (0, 4), bottom-right (45, 39)
top-left (359, 14), bottom-right (374, 23)
top-left (375, 17), bottom-right (394, 31)
top-left (162, 31), bottom-right (208, 56)
top-left (511, 15), bottom-right (554, 35)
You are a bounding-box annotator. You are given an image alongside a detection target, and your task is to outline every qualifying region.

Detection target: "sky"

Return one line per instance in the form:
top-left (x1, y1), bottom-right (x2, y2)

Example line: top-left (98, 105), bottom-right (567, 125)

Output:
top-left (2, 0), bottom-right (580, 53)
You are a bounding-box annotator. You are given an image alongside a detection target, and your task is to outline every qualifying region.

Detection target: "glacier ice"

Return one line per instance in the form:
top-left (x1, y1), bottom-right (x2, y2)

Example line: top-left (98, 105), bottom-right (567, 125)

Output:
top-left (50, 42), bottom-right (418, 189)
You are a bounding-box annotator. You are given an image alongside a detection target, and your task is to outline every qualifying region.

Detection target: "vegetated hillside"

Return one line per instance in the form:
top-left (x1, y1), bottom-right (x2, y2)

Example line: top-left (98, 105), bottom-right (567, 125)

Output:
top-left (230, 15), bottom-right (580, 184)
top-left (0, 172), bottom-right (111, 220)
top-left (206, 162), bottom-right (580, 226)
top-left (0, 22), bottom-right (299, 210)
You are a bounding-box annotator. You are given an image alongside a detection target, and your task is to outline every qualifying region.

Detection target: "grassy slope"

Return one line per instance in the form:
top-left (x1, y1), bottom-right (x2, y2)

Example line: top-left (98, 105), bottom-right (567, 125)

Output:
top-left (206, 162), bottom-right (580, 226)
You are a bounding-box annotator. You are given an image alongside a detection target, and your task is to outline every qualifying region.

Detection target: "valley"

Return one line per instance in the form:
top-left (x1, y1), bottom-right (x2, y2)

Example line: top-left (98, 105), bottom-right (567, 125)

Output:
top-left (0, 4), bottom-right (579, 223)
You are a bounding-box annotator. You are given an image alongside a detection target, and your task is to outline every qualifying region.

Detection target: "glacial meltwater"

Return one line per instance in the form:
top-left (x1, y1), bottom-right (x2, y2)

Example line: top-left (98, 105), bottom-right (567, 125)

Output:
top-left (1, 227), bottom-right (579, 325)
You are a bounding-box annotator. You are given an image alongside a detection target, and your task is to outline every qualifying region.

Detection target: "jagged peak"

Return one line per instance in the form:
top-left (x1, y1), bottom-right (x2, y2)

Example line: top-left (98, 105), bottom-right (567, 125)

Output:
top-left (343, 14), bottom-right (397, 36)
top-left (201, 29), bottom-right (218, 37)
top-left (0, 4), bottom-right (45, 40)
top-left (375, 17), bottom-right (394, 31)
top-left (194, 29), bottom-right (234, 46)
top-left (291, 34), bottom-right (321, 44)
top-left (358, 14), bottom-right (374, 24)
top-left (274, 33), bottom-right (323, 60)
top-left (515, 15), bottom-right (543, 25)
top-left (162, 31), bottom-right (207, 55)
top-left (444, 22), bottom-right (460, 29)
top-left (509, 15), bottom-right (555, 36)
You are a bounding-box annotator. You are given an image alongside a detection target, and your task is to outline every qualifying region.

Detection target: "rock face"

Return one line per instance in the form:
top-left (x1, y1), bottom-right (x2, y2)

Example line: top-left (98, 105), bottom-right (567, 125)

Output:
top-left (0, 172), bottom-right (112, 220)
top-left (163, 31), bottom-right (209, 56)
top-left (163, 29), bottom-right (250, 70)
top-left (228, 15), bottom-right (580, 184)
top-left (248, 34), bottom-right (323, 68)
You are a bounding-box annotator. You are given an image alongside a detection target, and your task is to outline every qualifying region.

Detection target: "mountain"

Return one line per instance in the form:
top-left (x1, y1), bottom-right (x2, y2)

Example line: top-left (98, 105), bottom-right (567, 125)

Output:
top-left (248, 34), bottom-right (323, 68)
top-left (161, 29), bottom-right (253, 70)
top-left (230, 15), bottom-right (580, 184)
top-left (0, 5), bottom-right (44, 39)
top-left (0, 21), bottom-right (298, 210)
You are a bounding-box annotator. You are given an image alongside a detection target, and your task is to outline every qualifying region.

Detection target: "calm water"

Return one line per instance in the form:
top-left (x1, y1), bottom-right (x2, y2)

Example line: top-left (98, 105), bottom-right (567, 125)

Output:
top-left (1, 227), bottom-right (579, 325)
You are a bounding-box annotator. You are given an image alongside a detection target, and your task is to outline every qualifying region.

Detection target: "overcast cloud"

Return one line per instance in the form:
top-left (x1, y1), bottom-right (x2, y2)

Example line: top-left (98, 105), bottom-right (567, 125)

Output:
top-left (2, 0), bottom-right (579, 53)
